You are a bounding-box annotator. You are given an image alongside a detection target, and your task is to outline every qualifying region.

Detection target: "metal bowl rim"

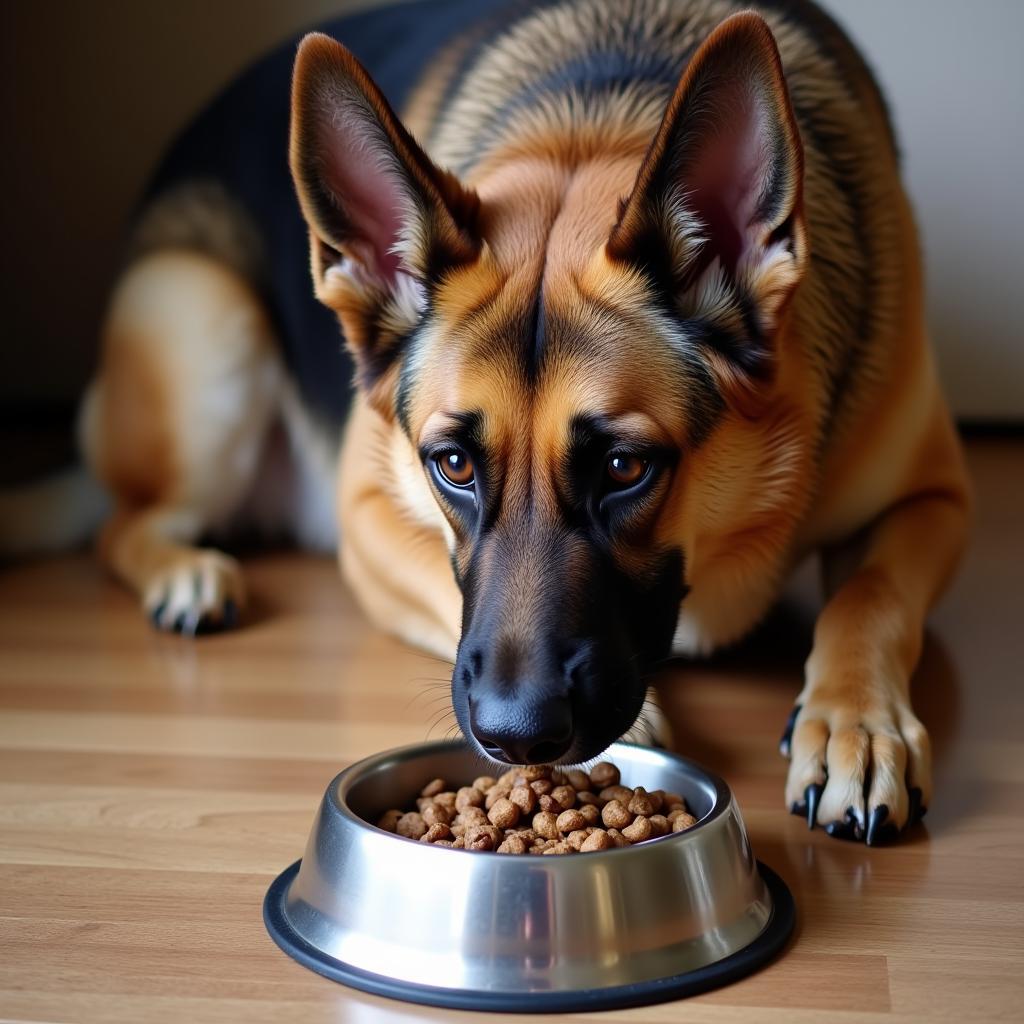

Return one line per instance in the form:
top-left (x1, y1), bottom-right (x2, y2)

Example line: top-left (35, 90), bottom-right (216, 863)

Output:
top-left (326, 738), bottom-right (733, 860)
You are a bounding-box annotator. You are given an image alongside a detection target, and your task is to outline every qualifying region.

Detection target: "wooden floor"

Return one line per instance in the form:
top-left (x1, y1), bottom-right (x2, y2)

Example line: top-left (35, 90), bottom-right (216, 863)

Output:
top-left (0, 436), bottom-right (1022, 1023)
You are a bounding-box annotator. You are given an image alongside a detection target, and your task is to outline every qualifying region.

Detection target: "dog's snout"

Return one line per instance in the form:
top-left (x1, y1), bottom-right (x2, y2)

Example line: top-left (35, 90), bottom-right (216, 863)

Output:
top-left (470, 694), bottom-right (573, 765)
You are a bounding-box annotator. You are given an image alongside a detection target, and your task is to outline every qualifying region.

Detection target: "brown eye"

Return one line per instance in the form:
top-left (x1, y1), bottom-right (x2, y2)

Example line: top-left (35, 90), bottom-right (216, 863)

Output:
top-left (607, 453), bottom-right (648, 489)
top-left (437, 450), bottom-right (475, 488)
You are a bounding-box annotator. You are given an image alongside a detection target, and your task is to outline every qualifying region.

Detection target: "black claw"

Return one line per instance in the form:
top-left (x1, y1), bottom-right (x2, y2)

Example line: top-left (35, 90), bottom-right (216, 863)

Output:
top-left (171, 611), bottom-right (187, 633)
top-left (194, 613), bottom-right (216, 636)
top-left (824, 819), bottom-right (860, 841)
top-left (790, 799), bottom-right (806, 817)
top-left (845, 805), bottom-right (865, 841)
top-left (908, 787), bottom-right (927, 825)
top-left (150, 599), bottom-right (168, 628)
top-left (223, 600), bottom-right (239, 629)
top-left (866, 804), bottom-right (889, 846)
top-left (805, 783), bottom-right (823, 830)
top-left (779, 704), bottom-right (802, 757)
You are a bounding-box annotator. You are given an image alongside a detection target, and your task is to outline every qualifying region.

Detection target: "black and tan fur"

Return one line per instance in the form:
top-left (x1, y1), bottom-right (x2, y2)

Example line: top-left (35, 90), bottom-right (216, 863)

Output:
top-left (12, 0), bottom-right (970, 845)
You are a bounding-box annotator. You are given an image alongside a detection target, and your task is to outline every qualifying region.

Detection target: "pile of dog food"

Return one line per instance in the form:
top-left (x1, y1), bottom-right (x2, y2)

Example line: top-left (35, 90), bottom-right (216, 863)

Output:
top-left (374, 761), bottom-right (698, 854)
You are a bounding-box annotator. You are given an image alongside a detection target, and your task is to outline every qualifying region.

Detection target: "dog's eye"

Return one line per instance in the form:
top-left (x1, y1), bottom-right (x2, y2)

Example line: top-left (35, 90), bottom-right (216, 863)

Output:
top-left (606, 453), bottom-right (649, 489)
top-left (436, 450), bottom-right (475, 488)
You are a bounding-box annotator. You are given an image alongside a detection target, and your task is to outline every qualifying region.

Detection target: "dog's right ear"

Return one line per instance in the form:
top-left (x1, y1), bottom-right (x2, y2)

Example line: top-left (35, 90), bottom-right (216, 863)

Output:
top-left (290, 33), bottom-right (481, 411)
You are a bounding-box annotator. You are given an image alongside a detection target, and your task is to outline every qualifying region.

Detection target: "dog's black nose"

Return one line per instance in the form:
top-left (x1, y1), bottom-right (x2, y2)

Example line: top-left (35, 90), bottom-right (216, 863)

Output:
top-left (469, 695), bottom-right (573, 765)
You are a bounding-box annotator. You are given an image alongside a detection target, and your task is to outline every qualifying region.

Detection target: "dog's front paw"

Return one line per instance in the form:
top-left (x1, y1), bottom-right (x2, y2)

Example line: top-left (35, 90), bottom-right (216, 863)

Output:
top-left (781, 689), bottom-right (931, 845)
top-left (142, 550), bottom-right (245, 636)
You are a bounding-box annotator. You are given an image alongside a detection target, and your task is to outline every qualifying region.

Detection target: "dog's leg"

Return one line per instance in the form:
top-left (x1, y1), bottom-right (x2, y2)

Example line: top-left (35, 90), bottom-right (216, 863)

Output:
top-left (81, 250), bottom-right (281, 633)
top-left (784, 402), bottom-right (970, 843)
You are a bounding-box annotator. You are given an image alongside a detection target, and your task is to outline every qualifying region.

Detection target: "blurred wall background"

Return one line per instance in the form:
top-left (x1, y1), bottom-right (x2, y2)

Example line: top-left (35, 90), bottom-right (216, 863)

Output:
top-left (2, 0), bottom-right (1020, 421)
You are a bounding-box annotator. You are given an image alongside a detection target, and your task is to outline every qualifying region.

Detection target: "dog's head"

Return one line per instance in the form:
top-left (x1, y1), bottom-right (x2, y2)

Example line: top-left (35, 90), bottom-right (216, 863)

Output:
top-left (291, 14), bottom-right (806, 763)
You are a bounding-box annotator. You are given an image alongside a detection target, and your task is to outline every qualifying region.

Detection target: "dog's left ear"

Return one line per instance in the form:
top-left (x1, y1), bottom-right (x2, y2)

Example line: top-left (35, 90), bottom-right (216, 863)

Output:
top-left (608, 13), bottom-right (805, 373)
top-left (290, 33), bottom-right (481, 414)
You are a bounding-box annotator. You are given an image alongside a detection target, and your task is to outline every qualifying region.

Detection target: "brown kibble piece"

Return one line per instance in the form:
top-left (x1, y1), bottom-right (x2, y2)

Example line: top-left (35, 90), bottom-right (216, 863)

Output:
top-left (543, 842), bottom-right (570, 855)
top-left (581, 830), bottom-right (613, 852)
top-left (662, 792), bottom-right (686, 811)
top-left (666, 807), bottom-right (690, 823)
top-left (579, 803), bottom-right (600, 825)
top-left (646, 790), bottom-right (665, 814)
top-left (533, 810), bottom-right (560, 840)
top-left (376, 809), bottom-right (403, 832)
top-left (672, 812), bottom-right (699, 832)
top-left (589, 761), bottom-right (620, 789)
top-left (485, 783), bottom-right (512, 809)
top-left (551, 785), bottom-right (577, 811)
top-left (556, 808), bottom-right (586, 833)
top-left (472, 775), bottom-right (497, 792)
top-left (607, 828), bottom-right (629, 847)
top-left (600, 785), bottom-right (633, 804)
top-left (455, 786), bottom-right (484, 811)
top-left (601, 799), bottom-right (632, 829)
top-left (452, 836), bottom-right (466, 849)
top-left (420, 822), bottom-right (452, 843)
top-left (566, 829), bottom-right (589, 850)
top-left (434, 791), bottom-right (457, 810)
top-left (488, 797), bottom-right (521, 829)
top-left (529, 779), bottom-right (553, 797)
top-left (396, 812), bottom-right (427, 839)
top-left (566, 769), bottom-right (591, 791)
top-left (518, 765), bottom-right (553, 782)
top-left (420, 778), bottom-right (446, 798)
top-left (538, 794), bottom-right (561, 813)
top-left (575, 790), bottom-right (601, 806)
top-left (457, 806), bottom-right (488, 827)
top-left (465, 824), bottom-right (502, 850)
top-left (648, 814), bottom-right (670, 837)
top-left (498, 768), bottom-right (521, 788)
top-left (509, 785), bottom-right (537, 816)
top-left (497, 834), bottom-right (529, 855)
top-left (622, 815), bottom-right (652, 843)
top-left (422, 802), bottom-right (453, 827)
top-left (628, 787), bottom-right (655, 816)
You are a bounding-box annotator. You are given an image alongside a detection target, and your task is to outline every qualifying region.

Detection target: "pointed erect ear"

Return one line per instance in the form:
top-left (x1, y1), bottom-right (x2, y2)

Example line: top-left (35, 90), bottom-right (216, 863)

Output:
top-left (608, 13), bottom-right (805, 365)
top-left (289, 33), bottom-right (481, 414)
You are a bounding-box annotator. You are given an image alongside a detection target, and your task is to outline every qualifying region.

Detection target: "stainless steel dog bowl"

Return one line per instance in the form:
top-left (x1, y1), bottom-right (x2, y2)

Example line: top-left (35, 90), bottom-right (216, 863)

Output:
top-left (264, 740), bottom-right (794, 1011)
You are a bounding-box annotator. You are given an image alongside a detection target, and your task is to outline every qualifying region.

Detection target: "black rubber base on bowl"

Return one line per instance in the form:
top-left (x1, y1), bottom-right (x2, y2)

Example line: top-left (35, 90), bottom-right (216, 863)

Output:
top-left (263, 859), bottom-right (795, 1013)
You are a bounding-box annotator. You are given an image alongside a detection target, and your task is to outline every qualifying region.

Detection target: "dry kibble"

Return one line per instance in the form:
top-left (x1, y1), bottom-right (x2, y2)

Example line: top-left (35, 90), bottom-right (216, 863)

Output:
top-left (396, 812), bottom-right (428, 839)
top-left (488, 797), bottom-right (521, 829)
top-left (600, 785), bottom-right (633, 805)
top-left (420, 778), bottom-right (446, 798)
top-left (420, 822), bottom-right (452, 843)
top-left (543, 841), bottom-right (571, 855)
top-left (607, 828), bottom-right (629, 847)
top-left (628, 787), bottom-right (655, 817)
top-left (556, 808), bottom-right (587, 834)
top-left (589, 761), bottom-right (621, 789)
top-left (485, 784), bottom-right (512, 810)
top-left (375, 759), bottom-right (689, 855)
top-left (422, 802), bottom-right (453, 827)
top-left (376, 809), bottom-right (403, 832)
top-left (566, 829), bottom-right (590, 851)
top-left (551, 785), bottom-right (577, 811)
top-left (601, 799), bottom-right (633, 829)
top-left (581, 829), bottom-right (612, 852)
top-left (497, 834), bottom-right (529, 855)
top-left (533, 810), bottom-right (560, 840)
top-left (672, 812), bottom-right (699, 832)
top-left (509, 785), bottom-right (537, 816)
top-left (455, 786), bottom-right (484, 811)
top-left (622, 815), bottom-right (653, 843)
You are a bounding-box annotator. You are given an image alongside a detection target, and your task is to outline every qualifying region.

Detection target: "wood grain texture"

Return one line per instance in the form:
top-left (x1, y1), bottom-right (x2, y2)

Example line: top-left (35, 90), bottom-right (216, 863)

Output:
top-left (1, 436), bottom-right (1022, 1023)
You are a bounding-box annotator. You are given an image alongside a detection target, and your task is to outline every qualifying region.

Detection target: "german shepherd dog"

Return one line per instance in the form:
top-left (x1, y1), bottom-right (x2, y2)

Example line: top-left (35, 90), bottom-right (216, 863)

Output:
top-left (27, 0), bottom-right (973, 844)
